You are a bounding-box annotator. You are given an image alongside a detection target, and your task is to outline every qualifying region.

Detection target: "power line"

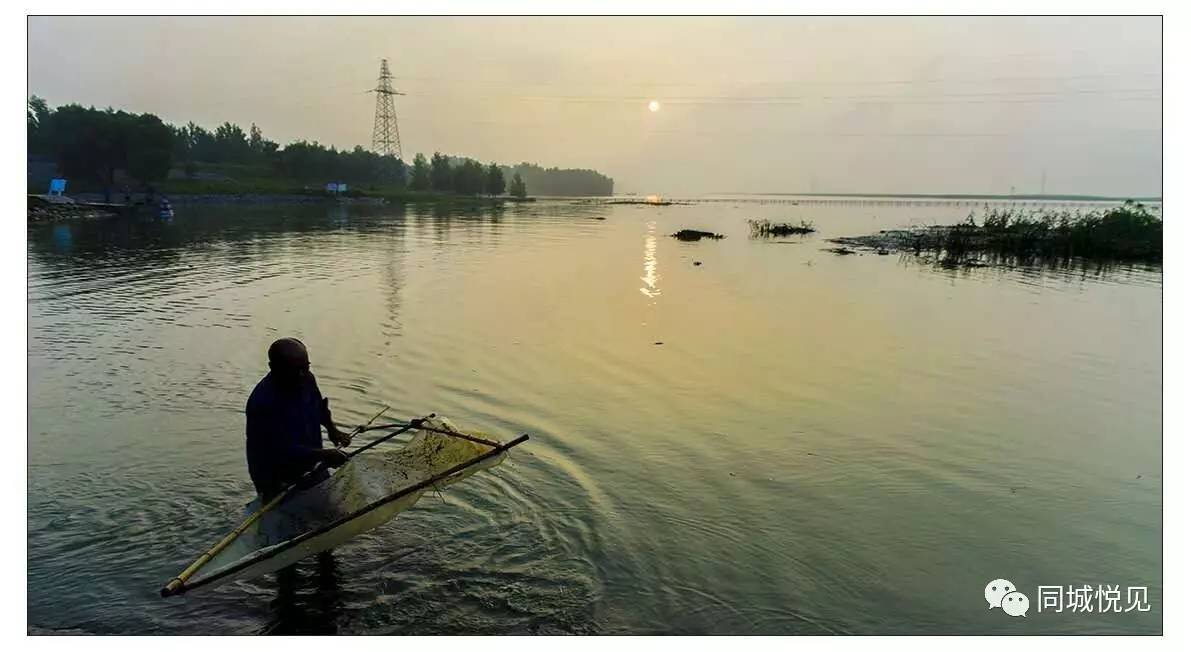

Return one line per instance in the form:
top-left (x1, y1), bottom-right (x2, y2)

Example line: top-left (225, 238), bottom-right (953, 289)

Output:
top-left (393, 70), bottom-right (1159, 89)
top-left (394, 115), bottom-right (1159, 139)
top-left (393, 87), bottom-right (1159, 107)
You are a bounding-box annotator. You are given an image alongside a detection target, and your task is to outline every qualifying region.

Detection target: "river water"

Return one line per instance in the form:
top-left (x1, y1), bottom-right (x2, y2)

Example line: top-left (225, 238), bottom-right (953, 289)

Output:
top-left (27, 196), bottom-right (1161, 634)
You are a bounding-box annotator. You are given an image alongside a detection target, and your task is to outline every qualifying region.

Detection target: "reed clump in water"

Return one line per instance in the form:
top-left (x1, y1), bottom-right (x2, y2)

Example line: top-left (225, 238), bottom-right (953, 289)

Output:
top-left (831, 201), bottom-right (1161, 264)
top-left (748, 219), bottom-right (816, 237)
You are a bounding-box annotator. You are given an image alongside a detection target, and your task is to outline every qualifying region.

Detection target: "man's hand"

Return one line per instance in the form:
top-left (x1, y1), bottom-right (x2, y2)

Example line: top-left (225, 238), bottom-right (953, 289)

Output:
top-left (329, 428), bottom-right (352, 448)
top-left (318, 448), bottom-right (350, 468)
top-left (322, 397), bottom-right (352, 447)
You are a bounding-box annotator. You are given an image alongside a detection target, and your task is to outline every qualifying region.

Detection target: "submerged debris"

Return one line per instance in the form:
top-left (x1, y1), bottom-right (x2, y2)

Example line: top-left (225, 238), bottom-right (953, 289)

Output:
top-left (824, 247), bottom-right (856, 255)
top-left (748, 219), bottom-right (816, 237)
top-left (672, 229), bottom-right (725, 242)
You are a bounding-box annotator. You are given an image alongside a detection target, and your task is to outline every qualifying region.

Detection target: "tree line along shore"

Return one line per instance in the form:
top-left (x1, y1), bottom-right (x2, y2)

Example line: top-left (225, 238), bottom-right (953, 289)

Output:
top-left (26, 97), bottom-right (614, 206)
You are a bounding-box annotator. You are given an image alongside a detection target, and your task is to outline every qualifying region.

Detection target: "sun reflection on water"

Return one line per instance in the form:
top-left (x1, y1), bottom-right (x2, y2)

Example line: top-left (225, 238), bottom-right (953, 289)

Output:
top-left (640, 221), bottom-right (661, 298)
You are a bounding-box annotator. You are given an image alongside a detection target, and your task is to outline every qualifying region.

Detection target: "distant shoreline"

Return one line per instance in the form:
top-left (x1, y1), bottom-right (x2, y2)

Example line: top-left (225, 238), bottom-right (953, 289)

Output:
top-left (712, 191), bottom-right (1162, 202)
top-left (28, 191), bottom-right (535, 223)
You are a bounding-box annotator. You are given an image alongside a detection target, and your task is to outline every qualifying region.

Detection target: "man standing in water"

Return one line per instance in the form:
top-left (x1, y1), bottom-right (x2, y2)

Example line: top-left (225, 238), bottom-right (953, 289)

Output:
top-left (246, 338), bottom-right (351, 500)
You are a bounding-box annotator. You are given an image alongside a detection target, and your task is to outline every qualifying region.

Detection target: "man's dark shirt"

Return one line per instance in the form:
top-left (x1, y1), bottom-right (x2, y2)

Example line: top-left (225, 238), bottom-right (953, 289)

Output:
top-left (246, 372), bottom-right (326, 497)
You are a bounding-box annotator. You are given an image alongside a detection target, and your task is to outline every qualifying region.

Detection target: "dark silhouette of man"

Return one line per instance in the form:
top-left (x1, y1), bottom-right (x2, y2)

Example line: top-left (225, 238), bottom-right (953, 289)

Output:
top-left (246, 338), bottom-right (350, 499)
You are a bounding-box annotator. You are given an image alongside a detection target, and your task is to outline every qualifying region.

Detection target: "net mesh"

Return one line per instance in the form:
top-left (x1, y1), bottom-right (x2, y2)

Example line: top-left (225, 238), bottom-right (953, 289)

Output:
top-left (189, 417), bottom-right (505, 589)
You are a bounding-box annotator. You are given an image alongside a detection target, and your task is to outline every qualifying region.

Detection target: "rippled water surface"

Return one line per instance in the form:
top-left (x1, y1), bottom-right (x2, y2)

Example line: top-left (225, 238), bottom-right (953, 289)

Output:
top-left (28, 197), bottom-right (1161, 634)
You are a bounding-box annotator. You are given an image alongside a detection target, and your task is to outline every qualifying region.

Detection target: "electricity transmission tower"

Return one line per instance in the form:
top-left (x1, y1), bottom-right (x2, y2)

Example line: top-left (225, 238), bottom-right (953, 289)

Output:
top-left (370, 59), bottom-right (404, 160)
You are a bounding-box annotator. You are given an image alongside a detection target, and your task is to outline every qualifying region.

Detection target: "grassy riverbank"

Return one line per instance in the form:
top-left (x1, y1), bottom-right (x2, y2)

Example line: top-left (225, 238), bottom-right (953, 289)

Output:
top-left (831, 201), bottom-right (1162, 264)
top-left (156, 168), bottom-right (523, 206)
top-left (40, 172), bottom-right (526, 210)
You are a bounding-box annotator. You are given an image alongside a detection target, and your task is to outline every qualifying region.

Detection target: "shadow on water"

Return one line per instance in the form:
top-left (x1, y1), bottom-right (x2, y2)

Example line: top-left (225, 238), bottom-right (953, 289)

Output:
top-left (27, 201), bottom-right (516, 267)
top-left (262, 552), bottom-right (345, 635)
top-left (25, 202), bottom-right (521, 308)
top-left (29, 203), bottom-right (403, 256)
top-left (892, 250), bottom-right (1161, 287)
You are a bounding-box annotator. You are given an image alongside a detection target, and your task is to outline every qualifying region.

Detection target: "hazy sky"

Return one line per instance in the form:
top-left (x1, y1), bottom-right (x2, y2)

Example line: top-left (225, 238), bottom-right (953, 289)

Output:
top-left (27, 16), bottom-right (1161, 196)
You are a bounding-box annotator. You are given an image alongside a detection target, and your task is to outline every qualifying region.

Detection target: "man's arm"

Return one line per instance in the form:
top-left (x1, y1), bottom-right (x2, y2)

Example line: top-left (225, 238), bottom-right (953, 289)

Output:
top-left (309, 373), bottom-right (350, 448)
top-left (248, 398), bottom-right (347, 471)
top-left (321, 397), bottom-right (351, 447)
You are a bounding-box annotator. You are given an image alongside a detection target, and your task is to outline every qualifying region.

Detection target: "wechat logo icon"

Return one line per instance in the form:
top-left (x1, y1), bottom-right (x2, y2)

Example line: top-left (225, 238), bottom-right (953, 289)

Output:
top-left (985, 578), bottom-right (1030, 617)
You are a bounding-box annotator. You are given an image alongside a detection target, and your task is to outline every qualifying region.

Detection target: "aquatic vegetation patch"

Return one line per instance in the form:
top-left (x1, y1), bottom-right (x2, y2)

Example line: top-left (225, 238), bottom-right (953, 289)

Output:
top-left (831, 201), bottom-right (1161, 265)
top-left (749, 219), bottom-right (816, 237)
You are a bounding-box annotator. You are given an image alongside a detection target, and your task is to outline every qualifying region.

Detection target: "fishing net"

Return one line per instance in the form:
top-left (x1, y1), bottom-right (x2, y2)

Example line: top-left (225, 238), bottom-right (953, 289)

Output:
top-left (188, 417), bottom-right (507, 590)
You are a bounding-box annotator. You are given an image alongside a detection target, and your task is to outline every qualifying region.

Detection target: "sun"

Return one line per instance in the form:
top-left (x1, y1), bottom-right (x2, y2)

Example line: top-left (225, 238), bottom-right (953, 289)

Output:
top-left (648, 100), bottom-right (660, 113)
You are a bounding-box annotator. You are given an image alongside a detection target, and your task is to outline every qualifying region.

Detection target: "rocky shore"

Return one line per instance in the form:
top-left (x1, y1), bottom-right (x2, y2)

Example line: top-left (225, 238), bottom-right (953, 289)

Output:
top-left (27, 196), bottom-right (122, 223)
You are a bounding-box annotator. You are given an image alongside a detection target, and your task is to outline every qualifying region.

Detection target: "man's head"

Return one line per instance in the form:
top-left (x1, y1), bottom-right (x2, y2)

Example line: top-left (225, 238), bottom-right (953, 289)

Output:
top-left (268, 337), bottom-right (310, 389)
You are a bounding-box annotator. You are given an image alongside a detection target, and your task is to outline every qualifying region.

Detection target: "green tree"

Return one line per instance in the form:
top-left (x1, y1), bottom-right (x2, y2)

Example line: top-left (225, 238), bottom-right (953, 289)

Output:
top-left (249, 123), bottom-right (263, 153)
top-left (248, 123), bottom-right (279, 162)
top-left (430, 152), bottom-right (452, 191)
top-left (509, 171), bottom-right (528, 198)
top-left (186, 122), bottom-right (218, 161)
top-left (410, 153), bottom-right (431, 190)
top-left (485, 163), bottom-right (505, 196)
top-left (40, 105), bottom-right (173, 201)
top-left (46, 105), bottom-right (128, 200)
top-left (270, 139), bottom-right (406, 187)
top-left (390, 158), bottom-right (408, 188)
top-left (28, 98), bottom-right (615, 199)
top-left (125, 113), bottom-right (174, 185)
top-left (273, 140), bottom-right (323, 181)
top-left (168, 124), bottom-right (191, 170)
top-left (214, 121), bottom-right (251, 162)
top-left (451, 159), bottom-right (485, 195)
top-left (27, 95), bottom-right (52, 155)
top-left (510, 162), bottom-right (612, 196)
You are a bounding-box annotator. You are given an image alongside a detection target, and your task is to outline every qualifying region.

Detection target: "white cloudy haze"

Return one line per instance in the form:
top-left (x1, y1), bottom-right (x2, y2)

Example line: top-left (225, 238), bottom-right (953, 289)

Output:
top-left (27, 16), bottom-right (1161, 196)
